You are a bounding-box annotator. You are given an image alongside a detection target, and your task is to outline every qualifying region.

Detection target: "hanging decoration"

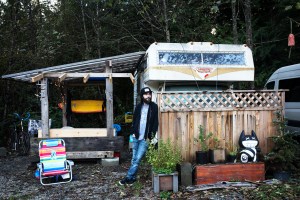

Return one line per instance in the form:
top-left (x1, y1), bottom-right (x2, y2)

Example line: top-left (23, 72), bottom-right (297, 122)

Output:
top-left (288, 33), bottom-right (295, 47)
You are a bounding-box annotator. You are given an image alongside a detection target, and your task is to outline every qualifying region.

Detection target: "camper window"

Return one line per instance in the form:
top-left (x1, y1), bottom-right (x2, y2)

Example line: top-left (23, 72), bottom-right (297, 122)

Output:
top-left (158, 52), bottom-right (245, 66)
top-left (279, 78), bottom-right (300, 102)
top-left (265, 81), bottom-right (275, 89)
top-left (203, 53), bottom-right (245, 65)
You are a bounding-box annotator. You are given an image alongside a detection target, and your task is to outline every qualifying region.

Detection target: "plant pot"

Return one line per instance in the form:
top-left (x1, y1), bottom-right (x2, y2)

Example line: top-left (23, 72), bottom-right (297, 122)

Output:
top-left (196, 151), bottom-right (209, 164)
top-left (227, 154), bottom-right (237, 163)
top-left (152, 171), bottom-right (178, 193)
top-left (273, 171), bottom-right (291, 181)
top-left (209, 149), bottom-right (226, 164)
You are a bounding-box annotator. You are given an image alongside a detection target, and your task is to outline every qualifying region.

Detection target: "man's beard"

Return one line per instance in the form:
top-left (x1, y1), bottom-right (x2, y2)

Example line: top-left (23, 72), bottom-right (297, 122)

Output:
top-left (142, 97), bottom-right (151, 104)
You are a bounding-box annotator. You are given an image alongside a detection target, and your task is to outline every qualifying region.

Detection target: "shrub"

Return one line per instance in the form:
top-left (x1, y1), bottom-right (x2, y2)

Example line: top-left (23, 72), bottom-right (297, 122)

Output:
top-left (146, 138), bottom-right (182, 174)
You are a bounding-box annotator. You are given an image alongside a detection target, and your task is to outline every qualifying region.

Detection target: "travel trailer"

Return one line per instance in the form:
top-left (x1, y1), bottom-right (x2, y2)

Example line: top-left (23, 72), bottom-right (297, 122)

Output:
top-left (134, 42), bottom-right (255, 103)
top-left (265, 63), bottom-right (300, 132)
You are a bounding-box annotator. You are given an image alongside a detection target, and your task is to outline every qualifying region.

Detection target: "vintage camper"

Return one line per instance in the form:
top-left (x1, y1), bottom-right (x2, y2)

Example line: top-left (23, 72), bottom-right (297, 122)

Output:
top-left (134, 42), bottom-right (255, 103)
top-left (265, 63), bottom-right (300, 132)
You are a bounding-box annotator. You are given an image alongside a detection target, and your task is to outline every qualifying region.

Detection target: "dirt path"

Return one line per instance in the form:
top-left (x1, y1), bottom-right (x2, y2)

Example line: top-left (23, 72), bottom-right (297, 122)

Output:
top-left (0, 153), bottom-right (299, 200)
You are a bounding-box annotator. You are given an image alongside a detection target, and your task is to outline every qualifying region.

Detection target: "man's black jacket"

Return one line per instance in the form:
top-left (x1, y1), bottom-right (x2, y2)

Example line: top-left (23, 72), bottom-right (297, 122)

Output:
top-left (131, 101), bottom-right (158, 140)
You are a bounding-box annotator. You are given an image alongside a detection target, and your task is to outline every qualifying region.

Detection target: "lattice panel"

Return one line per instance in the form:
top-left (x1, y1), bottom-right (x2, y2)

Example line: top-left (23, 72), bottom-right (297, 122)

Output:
top-left (158, 90), bottom-right (285, 112)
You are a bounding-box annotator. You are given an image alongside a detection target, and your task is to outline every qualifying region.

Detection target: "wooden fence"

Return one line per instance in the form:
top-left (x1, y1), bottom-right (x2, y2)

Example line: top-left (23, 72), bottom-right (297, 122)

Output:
top-left (157, 90), bottom-right (285, 162)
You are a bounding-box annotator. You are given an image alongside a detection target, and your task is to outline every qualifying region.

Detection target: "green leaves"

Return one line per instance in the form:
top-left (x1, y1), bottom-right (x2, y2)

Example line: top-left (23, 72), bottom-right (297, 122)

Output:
top-left (146, 138), bottom-right (182, 174)
top-left (196, 125), bottom-right (212, 152)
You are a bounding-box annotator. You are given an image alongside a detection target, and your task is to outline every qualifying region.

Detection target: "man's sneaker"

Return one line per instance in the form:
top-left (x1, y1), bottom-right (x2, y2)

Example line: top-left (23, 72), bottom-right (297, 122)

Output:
top-left (119, 177), bottom-right (128, 185)
top-left (118, 177), bottom-right (136, 186)
top-left (126, 178), bottom-right (136, 186)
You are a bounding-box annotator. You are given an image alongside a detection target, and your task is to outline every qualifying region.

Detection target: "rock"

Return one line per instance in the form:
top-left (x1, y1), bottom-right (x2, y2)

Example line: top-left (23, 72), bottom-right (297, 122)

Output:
top-left (101, 157), bottom-right (119, 167)
top-left (0, 147), bottom-right (7, 157)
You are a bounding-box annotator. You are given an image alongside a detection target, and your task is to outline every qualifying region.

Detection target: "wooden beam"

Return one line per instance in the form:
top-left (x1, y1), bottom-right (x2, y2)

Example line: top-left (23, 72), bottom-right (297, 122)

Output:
top-left (56, 137), bottom-right (123, 151)
top-left (83, 73), bottom-right (90, 83)
top-left (106, 62), bottom-right (114, 137)
top-left (62, 87), bottom-right (67, 127)
top-left (31, 73), bottom-right (44, 82)
top-left (129, 73), bottom-right (135, 84)
top-left (67, 151), bottom-right (114, 159)
top-left (36, 136), bottom-right (124, 152)
top-left (58, 73), bottom-right (67, 82)
top-left (38, 128), bottom-right (109, 138)
top-left (40, 78), bottom-right (49, 137)
top-left (43, 72), bottom-right (132, 78)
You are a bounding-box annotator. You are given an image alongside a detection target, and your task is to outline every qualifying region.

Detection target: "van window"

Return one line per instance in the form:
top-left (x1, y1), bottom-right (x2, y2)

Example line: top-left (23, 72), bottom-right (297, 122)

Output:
top-left (279, 78), bottom-right (300, 102)
top-left (265, 81), bottom-right (275, 89)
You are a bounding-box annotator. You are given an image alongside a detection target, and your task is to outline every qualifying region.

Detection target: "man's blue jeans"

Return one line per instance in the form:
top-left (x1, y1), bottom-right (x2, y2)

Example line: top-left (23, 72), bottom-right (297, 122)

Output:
top-left (126, 137), bottom-right (148, 180)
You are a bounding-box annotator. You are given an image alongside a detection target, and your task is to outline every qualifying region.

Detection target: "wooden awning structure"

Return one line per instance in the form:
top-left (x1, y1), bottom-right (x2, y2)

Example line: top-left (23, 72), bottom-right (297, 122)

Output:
top-left (1, 51), bottom-right (145, 140)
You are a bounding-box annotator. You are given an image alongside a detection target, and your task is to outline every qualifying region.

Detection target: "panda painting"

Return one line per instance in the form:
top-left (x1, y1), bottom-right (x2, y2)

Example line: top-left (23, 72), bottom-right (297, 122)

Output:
top-left (239, 130), bottom-right (259, 163)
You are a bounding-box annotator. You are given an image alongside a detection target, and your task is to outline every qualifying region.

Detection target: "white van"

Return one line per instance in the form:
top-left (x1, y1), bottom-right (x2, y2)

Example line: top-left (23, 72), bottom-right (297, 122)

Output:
top-left (265, 63), bottom-right (300, 132)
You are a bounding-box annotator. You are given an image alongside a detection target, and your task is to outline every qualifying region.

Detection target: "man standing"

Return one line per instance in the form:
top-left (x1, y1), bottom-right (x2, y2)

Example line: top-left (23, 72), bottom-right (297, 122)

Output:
top-left (119, 87), bottom-right (158, 185)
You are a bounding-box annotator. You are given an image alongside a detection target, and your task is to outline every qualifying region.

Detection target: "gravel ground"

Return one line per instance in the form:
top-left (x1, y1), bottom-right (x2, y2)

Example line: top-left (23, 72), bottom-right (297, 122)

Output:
top-left (0, 151), bottom-right (299, 200)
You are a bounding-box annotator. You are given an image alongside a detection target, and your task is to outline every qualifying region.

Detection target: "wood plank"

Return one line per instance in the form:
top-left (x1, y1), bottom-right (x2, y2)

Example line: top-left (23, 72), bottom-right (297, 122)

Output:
top-left (41, 78), bottom-right (50, 137)
top-left (31, 73), bottom-right (44, 82)
top-left (106, 63), bottom-right (114, 137)
top-left (42, 72), bottom-right (133, 79)
top-left (37, 137), bottom-right (124, 151)
top-left (188, 112), bottom-right (194, 162)
top-left (58, 73), bottom-right (67, 82)
top-left (83, 73), bottom-right (90, 83)
top-left (66, 151), bottom-right (114, 159)
top-left (38, 128), bottom-right (109, 138)
top-left (194, 162), bottom-right (265, 185)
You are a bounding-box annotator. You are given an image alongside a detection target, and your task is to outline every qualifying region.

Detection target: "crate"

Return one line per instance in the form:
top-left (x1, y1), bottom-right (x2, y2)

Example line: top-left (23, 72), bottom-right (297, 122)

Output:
top-left (194, 162), bottom-right (265, 185)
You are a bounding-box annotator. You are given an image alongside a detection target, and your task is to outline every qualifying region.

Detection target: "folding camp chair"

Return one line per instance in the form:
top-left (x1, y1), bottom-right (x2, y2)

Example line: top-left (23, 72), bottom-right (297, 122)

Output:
top-left (37, 139), bottom-right (74, 185)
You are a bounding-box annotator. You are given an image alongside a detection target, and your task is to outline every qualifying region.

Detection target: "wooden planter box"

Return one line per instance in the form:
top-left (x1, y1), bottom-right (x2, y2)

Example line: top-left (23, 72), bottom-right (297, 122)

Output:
top-left (152, 171), bottom-right (178, 193)
top-left (194, 162), bottom-right (265, 185)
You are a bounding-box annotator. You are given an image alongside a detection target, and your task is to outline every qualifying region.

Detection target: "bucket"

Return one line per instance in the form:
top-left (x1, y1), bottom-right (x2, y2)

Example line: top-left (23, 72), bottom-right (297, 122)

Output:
top-left (34, 169), bottom-right (40, 179)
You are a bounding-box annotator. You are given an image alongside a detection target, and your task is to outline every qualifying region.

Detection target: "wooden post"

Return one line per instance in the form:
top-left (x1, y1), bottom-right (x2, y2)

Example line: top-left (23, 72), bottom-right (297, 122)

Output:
top-left (62, 86), bottom-right (67, 127)
top-left (40, 78), bottom-right (49, 138)
top-left (106, 60), bottom-right (114, 137)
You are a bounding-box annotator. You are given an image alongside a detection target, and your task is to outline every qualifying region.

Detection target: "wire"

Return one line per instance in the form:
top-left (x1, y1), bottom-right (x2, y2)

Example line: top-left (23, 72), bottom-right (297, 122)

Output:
top-left (253, 32), bottom-right (300, 45)
top-left (288, 17), bottom-right (300, 26)
top-left (179, 42), bottom-right (201, 91)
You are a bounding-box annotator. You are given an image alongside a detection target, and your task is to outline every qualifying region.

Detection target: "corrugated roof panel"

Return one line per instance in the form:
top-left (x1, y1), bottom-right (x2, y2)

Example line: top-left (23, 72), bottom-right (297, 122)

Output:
top-left (2, 51), bottom-right (145, 82)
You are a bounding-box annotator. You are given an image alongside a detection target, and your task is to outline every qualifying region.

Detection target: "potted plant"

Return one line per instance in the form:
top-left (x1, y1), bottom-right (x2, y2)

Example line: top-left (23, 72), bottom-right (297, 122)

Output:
top-left (146, 138), bottom-right (182, 193)
top-left (225, 142), bottom-right (238, 163)
top-left (264, 111), bottom-right (300, 181)
top-left (209, 136), bottom-right (226, 164)
top-left (194, 125), bottom-right (212, 164)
